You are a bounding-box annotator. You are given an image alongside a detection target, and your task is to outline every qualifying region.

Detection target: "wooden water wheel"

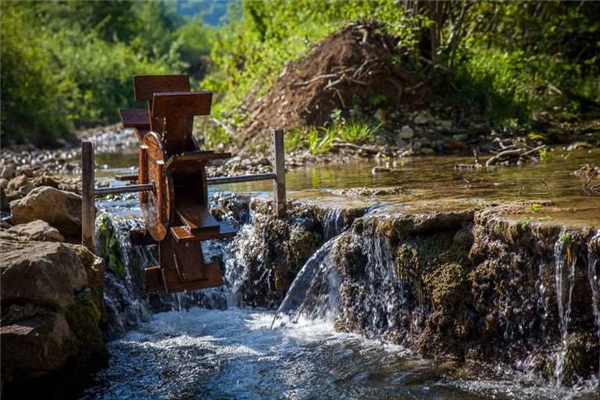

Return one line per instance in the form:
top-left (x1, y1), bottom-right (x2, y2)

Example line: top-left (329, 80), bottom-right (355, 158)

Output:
top-left (118, 75), bottom-right (236, 293)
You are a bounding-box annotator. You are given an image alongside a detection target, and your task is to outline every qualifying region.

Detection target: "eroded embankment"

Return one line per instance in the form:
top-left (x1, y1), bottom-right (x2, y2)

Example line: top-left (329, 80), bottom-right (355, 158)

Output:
top-left (330, 208), bottom-right (599, 385)
top-left (238, 199), bottom-right (599, 385)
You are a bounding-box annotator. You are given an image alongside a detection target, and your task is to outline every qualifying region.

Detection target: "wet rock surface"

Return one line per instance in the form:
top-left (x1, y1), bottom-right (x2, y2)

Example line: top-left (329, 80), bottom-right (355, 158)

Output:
top-left (329, 207), bottom-right (600, 385)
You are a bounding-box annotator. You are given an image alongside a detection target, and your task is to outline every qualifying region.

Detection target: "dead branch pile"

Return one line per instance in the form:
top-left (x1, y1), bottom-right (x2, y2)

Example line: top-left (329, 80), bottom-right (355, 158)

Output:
top-left (238, 22), bottom-right (433, 149)
top-left (484, 138), bottom-right (546, 167)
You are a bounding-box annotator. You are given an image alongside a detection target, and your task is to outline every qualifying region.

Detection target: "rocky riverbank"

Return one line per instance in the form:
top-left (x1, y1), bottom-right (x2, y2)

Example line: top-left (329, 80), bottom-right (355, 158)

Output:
top-left (0, 185), bottom-right (108, 398)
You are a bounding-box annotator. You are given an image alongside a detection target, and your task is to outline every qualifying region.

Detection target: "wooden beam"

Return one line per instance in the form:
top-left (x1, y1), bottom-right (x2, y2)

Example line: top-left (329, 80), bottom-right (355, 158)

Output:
top-left (81, 141), bottom-right (95, 251)
top-left (272, 129), bottom-right (286, 218)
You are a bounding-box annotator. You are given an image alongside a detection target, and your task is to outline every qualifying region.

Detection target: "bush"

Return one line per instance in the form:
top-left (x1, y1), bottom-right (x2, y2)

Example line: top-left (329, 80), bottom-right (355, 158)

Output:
top-left (0, 3), bottom-right (73, 145)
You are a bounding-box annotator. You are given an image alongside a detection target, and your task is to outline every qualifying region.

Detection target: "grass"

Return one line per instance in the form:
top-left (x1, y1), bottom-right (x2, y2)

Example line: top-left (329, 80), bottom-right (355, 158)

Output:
top-left (285, 120), bottom-right (380, 155)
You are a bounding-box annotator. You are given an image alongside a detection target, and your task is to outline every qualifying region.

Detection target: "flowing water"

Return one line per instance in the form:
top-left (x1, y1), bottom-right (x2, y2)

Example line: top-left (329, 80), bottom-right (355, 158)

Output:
top-left (553, 230), bottom-right (579, 385)
top-left (588, 232), bottom-right (600, 381)
top-left (80, 143), bottom-right (600, 399)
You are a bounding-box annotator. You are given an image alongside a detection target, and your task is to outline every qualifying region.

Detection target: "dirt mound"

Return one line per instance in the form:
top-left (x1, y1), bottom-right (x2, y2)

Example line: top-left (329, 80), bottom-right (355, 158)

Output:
top-left (239, 22), bottom-right (433, 148)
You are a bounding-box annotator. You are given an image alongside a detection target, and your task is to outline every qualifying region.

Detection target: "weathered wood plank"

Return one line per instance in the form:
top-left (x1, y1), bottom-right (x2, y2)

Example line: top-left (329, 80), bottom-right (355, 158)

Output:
top-left (272, 129), bottom-right (287, 218)
top-left (81, 142), bottom-right (95, 251)
top-left (133, 75), bottom-right (190, 101)
top-left (152, 91), bottom-right (213, 118)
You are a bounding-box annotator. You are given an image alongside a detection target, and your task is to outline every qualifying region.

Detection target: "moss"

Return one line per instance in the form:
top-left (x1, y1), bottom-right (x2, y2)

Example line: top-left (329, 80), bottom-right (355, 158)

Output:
top-left (65, 296), bottom-right (108, 364)
top-left (423, 263), bottom-right (468, 311)
top-left (560, 332), bottom-right (600, 385)
top-left (97, 215), bottom-right (126, 280)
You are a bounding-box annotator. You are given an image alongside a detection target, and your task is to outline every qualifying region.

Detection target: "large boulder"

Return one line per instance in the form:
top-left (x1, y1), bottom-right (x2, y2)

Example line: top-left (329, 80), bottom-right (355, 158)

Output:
top-left (0, 233), bottom-right (108, 397)
top-left (1, 232), bottom-right (87, 310)
top-left (7, 220), bottom-right (65, 242)
top-left (0, 313), bottom-right (78, 376)
top-left (10, 186), bottom-right (82, 237)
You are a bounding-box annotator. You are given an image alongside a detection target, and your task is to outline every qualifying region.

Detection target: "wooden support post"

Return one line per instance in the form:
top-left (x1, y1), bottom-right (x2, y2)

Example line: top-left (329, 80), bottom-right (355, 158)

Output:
top-left (81, 141), bottom-right (96, 251)
top-left (272, 129), bottom-right (286, 218)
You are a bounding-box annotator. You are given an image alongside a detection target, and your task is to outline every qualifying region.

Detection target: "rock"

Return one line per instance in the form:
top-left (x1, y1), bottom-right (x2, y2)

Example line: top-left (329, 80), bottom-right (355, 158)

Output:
top-left (398, 125), bottom-right (415, 140)
top-left (439, 120), bottom-right (453, 131)
top-left (19, 167), bottom-right (34, 177)
top-left (1, 164), bottom-right (15, 179)
top-left (7, 220), bottom-right (65, 242)
top-left (452, 133), bottom-right (468, 141)
top-left (566, 142), bottom-right (592, 151)
top-left (1, 187), bottom-right (9, 212)
top-left (0, 177), bottom-right (9, 189)
top-left (420, 147), bottom-right (435, 155)
top-left (19, 183), bottom-right (36, 196)
top-left (1, 233), bottom-right (88, 309)
top-left (371, 166), bottom-right (392, 175)
top-left (0, 313), bottom-right (78, 375)
top-left (413, 111), bottom-right (431, 125)
top-left (374, 108), bottom-right (387, 124)
top-left (256, 156), bottom-right (270, 166)
top-left (7, 174), bottom-right (29, 191)
top-left (33, 174), bottom-right (61, 189)
top-left (10, 186), bottom-right (83, 237)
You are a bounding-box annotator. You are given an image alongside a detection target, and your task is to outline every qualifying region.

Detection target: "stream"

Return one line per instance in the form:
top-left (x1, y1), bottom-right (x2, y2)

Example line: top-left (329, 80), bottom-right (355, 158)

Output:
top-left (81, 143), bottom-right (599, 399)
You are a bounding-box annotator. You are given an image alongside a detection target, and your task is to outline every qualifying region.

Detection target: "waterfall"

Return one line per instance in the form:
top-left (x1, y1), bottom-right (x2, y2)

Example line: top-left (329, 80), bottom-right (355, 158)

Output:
top-left (96, 214), bottom-right (155, 339)
top-left (222, 223), bottom-right (264, 308)
top-left (322, 209), bottom-right (347, 241)
top-left (553, 229), bottom-right (577, 385)
top-left (588, 231), bottom-right (600, 381)
top-left (271, 235), bottom-right (342, 327)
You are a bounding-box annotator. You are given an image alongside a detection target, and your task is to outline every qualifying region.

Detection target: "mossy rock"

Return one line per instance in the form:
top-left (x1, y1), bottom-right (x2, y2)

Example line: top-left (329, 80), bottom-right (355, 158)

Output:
top-left (65, 295), bottom-right (108, 366)
top-left (423, 262), bottom-right (468, 312)
top-left (560, 331), bottom-right (600, 385)
top-left (97, 215), bottom-right (126, 280)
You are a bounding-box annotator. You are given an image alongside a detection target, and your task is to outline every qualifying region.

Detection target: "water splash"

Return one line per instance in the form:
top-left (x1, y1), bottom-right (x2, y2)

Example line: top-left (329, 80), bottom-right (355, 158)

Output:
top-left (553, 229), bottom-right (577, 385)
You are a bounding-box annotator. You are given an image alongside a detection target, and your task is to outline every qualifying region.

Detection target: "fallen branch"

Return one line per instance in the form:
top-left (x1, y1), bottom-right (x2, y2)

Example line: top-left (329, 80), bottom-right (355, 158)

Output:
top-left (520, 145), bottom-right (546, 158)
top-left (292, 73), bottom-right (338, 87)
top-left (485, 149), bottom-right (524, 167)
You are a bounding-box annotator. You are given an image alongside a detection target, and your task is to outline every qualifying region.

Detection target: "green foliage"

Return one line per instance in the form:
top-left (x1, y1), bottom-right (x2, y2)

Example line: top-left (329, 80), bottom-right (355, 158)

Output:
top-left (0, 2), bottom-right (73, 145)
top-left (450, 48), bottom-right (529, 124)
top-left (531, 203), bottom-right (544, 213)
top-left (204, 124), bottom-right (233, 149)
top-left (3, 0), bottom-right (599, 147)
top-left (559, 232), bottom-right (571, 244)
top-left (330, 121), bottom-right (380, 144)
top-left (203, 0), bottom-right (419, 123)
top-left (285, 129), bottom-right (306, 154)
top-left (1, 1), bottom-right (210, 146)
top-left (307, 127), bottom-right (334, 155)
top-left (286, 119), bottom-right (379, 154)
